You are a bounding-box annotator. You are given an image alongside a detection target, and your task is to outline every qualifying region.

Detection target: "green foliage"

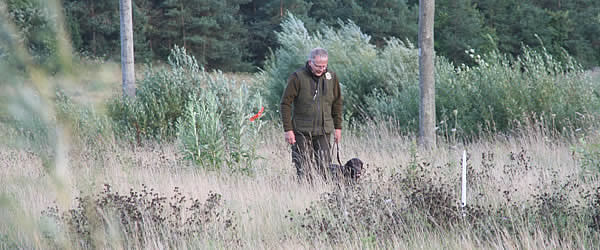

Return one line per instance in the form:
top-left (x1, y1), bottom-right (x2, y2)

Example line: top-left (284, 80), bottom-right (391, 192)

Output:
top-left (109, 46), bottom-right (265, 169)
top-left (368, 47), bottom-right (600, 136)
top-left (177, 92), bottom-right (226, 169)
top-left (572, 137), bottom-right (600, 178)
top-left (309, 0), bottom-right (418, 48)
top-left (435, 0), bottom-right (497, 64)
top-left (3, 0), bottom-right (61, 72)
top-left (262, 14), bottom-right (600, 136)
top-left (259, 14), bottom-right (417, 122)
top-left (156, 0), bottom-right (253, 71)
top-left (108, 46), bottom-right (203, 140)
top-left (63, 0), bottom-right (120, 59)
top-left (240, 0), bottom-right (316, 67)
top-left (5, 0), bottom-right (600, 70)
top-left (176, 88), bottom-right (265, 170)
top-left (478, 0), bottom-right (600, 68)
top-left (54, 90), bottom-right (113, 146)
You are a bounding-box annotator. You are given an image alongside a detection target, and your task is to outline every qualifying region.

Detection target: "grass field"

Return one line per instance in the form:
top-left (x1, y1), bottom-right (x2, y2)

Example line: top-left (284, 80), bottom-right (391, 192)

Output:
top-left (2, 2), bottom-right (600, 247)
top-left (2, 64), bottom-right (600, 248)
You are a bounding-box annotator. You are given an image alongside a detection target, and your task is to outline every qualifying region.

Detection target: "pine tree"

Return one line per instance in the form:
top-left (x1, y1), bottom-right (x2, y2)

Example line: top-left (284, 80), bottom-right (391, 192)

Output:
top-left (64, 0), bottom-right (120, 58)
top-left (309, 0), bottom-right (418, 48)
top-left (435, 0), bottom-right (495, 65)
top-left (241, 0), bottom-right (314, 67)
top-left (154, 0), bottom-right (252, 71)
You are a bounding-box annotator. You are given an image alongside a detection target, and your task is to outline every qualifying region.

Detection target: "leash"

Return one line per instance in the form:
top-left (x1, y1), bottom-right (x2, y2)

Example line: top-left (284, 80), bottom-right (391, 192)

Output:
top-left (334, 141), bottom-right (342, 166)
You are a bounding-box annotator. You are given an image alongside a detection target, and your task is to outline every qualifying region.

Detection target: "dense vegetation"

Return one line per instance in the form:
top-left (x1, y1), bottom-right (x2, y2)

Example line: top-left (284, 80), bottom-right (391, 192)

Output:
top-left (4, 0), bottom-right (600, 71)
top-left (4, 1), bottom-right (600, 249)
top-left (259, 14), bottom-right (599, 136)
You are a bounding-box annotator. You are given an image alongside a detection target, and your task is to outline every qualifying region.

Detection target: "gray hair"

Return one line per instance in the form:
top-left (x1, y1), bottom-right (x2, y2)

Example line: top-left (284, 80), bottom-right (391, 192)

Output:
top-left (308, 47), bottom-right (328, 61)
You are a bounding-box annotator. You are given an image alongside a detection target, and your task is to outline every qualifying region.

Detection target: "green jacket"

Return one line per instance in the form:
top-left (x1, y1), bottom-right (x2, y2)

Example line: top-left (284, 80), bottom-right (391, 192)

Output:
top-left (280, 62), bottom-right (343, 135)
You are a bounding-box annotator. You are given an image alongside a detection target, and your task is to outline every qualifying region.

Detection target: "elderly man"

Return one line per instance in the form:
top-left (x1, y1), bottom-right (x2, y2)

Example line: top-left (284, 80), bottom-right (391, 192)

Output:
top-left (280, 47), bottom-right (343, 181)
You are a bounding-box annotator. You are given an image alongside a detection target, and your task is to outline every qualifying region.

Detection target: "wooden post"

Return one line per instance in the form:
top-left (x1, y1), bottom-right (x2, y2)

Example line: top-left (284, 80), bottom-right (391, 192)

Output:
top-left (119, 0), bottom-right (135, 98)
top-left (418, 0), bottom-right (436, 149)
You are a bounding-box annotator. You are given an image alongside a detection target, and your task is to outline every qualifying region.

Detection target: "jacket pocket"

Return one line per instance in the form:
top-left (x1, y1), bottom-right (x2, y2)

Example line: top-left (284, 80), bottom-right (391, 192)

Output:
top-left (324, 117), bottom-right (334, 133)
top-left (293, 118), bottom-right (314, 133)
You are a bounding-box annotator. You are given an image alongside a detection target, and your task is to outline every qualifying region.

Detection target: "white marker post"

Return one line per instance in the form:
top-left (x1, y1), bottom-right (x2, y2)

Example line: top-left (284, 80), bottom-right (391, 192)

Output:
top-left (461, 150), bottom-right (467, 216)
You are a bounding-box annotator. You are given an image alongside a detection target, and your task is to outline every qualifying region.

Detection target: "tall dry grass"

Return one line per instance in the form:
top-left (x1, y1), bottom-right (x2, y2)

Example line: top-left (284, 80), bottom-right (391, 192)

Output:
top-left (2, 1), bottom-right (600, 248)
top-left (2, 114), bottom-right (599, 248)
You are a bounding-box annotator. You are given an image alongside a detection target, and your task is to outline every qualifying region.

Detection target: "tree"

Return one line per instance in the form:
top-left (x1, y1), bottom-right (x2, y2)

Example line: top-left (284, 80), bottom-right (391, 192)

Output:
top-left (241, 0), bottom-right (314, 67)
top-left (4, 0), bottom-right (61, 71)
top-left (435, 0), bottom-right (495, 65)
top-left (418, 0), bottom-right (435, 149)
top-left (120, 0), bottom-right (135, 98)
top-left (64, 0), bottom-right (152, 62)
top-left (310, 0), bottom-right (419, 48)
top-left (155, 0), bottom-right (253, 71)
top-left (64, 0), bottom-right (120, 58)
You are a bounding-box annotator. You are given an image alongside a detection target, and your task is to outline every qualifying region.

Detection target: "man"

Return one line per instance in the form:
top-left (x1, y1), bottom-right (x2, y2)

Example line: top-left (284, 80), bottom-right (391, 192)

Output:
top-left (280, 47), bottom-right (343, 181)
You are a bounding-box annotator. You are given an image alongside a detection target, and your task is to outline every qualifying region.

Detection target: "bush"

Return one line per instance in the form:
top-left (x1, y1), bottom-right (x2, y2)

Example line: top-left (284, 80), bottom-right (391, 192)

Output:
top-left (42, 184), bottom-right (239, 249)
top-left (4, 0), bottom-right (63, 73)
top-left (1, 88), bottom-right (111, 159)
top-left (260, 14), bottom-right (600, 136)
top-left (176, 89), bottom-right (265, 171)
top-left (55, 90), bottom-right (113, 146)
top-left (109, 46), bottom-right (266, 170)
top-left (258, 14), bottom-right (417, 122)
top-left (108, 46), bottom-right (204, 140)
top-left (363, 47), bottom-right (600, 137)
top-left (288, 154), bottom-right (599, 246)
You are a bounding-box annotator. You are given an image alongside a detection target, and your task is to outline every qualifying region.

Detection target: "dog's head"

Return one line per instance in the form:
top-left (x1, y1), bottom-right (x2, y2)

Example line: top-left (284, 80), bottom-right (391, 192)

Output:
top-left (343, 158), bottom-right (363, 180)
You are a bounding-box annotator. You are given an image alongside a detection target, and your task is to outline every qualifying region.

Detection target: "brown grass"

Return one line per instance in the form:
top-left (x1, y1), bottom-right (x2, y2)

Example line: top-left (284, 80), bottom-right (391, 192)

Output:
top-left (1, 114), bottom-right (598, 248)
top-left (2, 68), bottom-right (600, 249)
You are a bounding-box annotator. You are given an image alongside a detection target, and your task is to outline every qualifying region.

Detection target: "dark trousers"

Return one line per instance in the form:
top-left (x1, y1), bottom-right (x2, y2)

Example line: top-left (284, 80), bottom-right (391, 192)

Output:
top-left (292, 132), bottom-right (331, 181)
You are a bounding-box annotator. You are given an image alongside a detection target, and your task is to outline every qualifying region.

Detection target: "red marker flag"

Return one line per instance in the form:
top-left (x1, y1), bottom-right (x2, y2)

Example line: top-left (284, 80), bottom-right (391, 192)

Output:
top-left (250, 106), bottom-right (264, 122)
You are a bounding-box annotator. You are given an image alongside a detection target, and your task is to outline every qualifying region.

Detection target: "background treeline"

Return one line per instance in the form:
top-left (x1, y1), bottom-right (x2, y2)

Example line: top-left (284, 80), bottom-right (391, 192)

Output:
top-left (4, 0), bottom-right (600, 72)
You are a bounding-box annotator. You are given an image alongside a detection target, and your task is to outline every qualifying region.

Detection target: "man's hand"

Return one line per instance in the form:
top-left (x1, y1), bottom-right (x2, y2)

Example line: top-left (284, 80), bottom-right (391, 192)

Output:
top-left (285, 131), bottom-right (296, 144)
top-left (334, 129), bottom-right (342, 143)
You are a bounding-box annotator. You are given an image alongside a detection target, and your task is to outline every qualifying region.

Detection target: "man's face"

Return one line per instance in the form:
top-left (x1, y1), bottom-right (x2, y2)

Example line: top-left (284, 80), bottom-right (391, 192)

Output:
top-left (310, 56), bottom-right (328, 77)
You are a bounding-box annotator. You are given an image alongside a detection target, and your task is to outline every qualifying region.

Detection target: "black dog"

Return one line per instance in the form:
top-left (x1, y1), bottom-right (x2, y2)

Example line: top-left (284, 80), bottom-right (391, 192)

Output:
top-left (328, 158), bottom-right (364, 183)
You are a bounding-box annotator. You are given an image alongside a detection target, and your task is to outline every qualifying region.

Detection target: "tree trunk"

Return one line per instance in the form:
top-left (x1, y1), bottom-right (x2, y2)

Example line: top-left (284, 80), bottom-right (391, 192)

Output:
top-left (418, 0), bottom-right (436, 149)
top-left (120, 0), bottom-right (136, 98)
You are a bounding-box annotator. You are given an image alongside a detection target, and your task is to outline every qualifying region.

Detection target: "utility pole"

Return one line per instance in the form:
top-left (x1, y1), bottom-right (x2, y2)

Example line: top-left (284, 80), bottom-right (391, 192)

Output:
top-left (119, 0), bottom-right (135, 97)
top-left (418, 0), bottom-right (436, 149)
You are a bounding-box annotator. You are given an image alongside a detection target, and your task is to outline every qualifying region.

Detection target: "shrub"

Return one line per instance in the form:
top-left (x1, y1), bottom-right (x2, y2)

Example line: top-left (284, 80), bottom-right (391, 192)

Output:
top-left (109, 46), bottom-right (266, 170)
top-left (55, 90), bottom-right (113, 146)
top-left (108, 46), bottom-right (204, 140)
top-left (42, 184), bottom-right (240, 249)
top-left (287, 162), bottom-right (486, 245)
top-left (288, 154), bottom-right (598, 246)
top-left (260, 14), bottom-right (600, 136)
top-left (3, 0), bottom-right (62, 73)
top-left (571, 136), bottom-right (600, 179)
top-left (367, 47), bottom-right (600, 136)
top-left (176, 89), bottom-right (265, 171)
top-left (258, 14), bottom-right (417, 122)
